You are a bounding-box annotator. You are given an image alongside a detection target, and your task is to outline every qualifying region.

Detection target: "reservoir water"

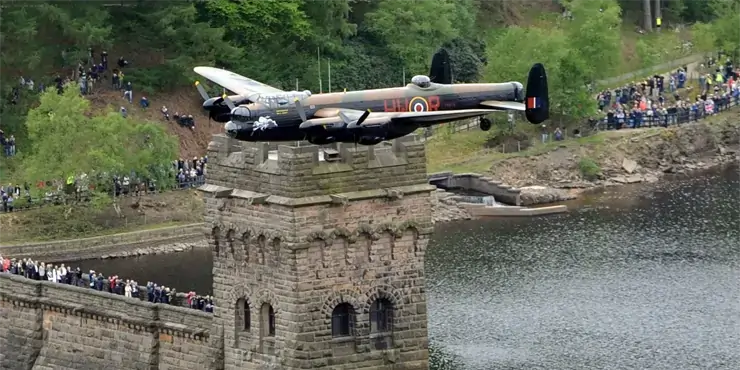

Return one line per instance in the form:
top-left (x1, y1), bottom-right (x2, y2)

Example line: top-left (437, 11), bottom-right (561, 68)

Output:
top-left (69, 165), bottom-right (740, 369)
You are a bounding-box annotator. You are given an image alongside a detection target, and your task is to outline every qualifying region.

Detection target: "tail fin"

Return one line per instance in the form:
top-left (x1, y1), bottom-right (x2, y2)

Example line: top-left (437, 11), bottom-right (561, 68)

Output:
top-left (525, 63), bottom-right (549, 124)
top-left (429, 48), bottom-right (452, 84)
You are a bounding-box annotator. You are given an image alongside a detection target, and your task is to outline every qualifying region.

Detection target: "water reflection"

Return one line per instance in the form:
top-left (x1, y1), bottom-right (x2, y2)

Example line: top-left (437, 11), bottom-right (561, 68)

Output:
top-left (62, 249), bottom-right (213, 293)
top-left (427, 165), bottom-right (740, 369)
top-left (69, 166), bottom-right (740, 369)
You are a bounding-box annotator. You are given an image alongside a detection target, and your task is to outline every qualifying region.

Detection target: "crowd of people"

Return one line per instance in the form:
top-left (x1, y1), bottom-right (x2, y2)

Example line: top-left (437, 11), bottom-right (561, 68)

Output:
top-left (1, 156), bottom-right (208, 213)
top-left (593, 57), bottom-right (738, 130)
top-left (0, 254), bottom-right (214, 312)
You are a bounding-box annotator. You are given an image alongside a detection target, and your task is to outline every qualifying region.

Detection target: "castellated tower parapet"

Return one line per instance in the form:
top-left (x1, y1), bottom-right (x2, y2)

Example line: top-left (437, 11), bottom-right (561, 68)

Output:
top-left (199, 135), bottom-right (433, 369)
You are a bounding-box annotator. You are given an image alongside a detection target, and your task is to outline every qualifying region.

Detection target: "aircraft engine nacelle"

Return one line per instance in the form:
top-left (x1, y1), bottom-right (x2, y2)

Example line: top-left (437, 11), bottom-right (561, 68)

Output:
top-left (203, 94), bottom-right (252, 123)
top-left (357, 136), bottom-right (384, 146)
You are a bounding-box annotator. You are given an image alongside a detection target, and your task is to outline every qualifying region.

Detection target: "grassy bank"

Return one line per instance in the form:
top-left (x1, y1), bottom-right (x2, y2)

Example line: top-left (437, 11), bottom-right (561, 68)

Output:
top-left (426, 129), bottom-right (608, 174)
top-left (427, 110), bottom-right (739, 183)
top-left (0, 190), bottom-right (203, 243)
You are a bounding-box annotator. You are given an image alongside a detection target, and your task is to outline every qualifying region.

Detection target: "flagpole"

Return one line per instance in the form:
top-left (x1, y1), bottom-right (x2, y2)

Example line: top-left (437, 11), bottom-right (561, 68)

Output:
top-left (402, 67), bottom-right (406, 86)
top-left (317, 48), bottom-right (323, 94)
top-left (328, 59), bottom-right (332, 93)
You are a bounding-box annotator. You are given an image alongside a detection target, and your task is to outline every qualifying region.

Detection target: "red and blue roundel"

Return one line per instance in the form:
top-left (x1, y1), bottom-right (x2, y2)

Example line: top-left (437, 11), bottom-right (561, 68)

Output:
top-left (408, 97), bottom-right (429, 112)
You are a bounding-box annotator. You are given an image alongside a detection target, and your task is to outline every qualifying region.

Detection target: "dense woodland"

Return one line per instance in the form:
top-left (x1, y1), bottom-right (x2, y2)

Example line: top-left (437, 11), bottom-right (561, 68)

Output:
top-left (0, 0), bottom-right (738, 193)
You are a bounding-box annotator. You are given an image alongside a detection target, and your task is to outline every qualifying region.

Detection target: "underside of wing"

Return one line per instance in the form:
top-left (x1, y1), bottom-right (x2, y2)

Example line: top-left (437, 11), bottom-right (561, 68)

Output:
top-left (480, 100), bottom-right (526, 111)
top-left (312, 107), bottom-right (366, 119)
top-left (387, 109), bottom-right (497, 125)
top-left (193, 66), bottom-right (284, 96)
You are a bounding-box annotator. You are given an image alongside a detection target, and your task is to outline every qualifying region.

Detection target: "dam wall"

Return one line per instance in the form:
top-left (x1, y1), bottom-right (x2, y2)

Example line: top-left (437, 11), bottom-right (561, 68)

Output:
top-left (0, 273), bottom-right (212, 370)
top-left (0, 223), bottom-right (204, 262)
top-left (428, 171), bottom-right (522, 205)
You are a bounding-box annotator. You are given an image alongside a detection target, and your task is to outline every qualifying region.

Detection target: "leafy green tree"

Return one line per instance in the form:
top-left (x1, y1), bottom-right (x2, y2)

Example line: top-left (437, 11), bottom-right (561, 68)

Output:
top-left (485, 0), bottom-right (621, 119)
top-left (443, 37), bottom-right (487, 83)
top-left (21, 87), bottom-right (178, 194)
top-left (365, 0), bottom-right (461, 74)
top-left (561, 0), bottom-right (622, 83)
top-left (692, 0), bottom-right (740, 60)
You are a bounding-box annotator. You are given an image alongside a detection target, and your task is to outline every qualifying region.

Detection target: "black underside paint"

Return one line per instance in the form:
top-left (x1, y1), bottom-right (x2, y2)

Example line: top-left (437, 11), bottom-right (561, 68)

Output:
top-left (231, 89), bottom-right (517, 143)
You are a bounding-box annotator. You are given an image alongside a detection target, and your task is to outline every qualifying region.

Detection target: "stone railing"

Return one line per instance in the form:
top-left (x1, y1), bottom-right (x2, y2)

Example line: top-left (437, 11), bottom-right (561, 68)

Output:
top-left (0, 223), bottom-right (204, 262)
top-left (428, 172), bottom-right (521, 206)
top-left (0, 273), bottom-right (213, 370)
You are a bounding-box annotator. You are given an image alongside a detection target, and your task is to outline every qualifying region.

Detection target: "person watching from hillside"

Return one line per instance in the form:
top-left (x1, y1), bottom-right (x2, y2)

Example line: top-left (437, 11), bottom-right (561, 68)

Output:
top-left (117, 56), bottom-right (128, 69)
top-left (120, 106), bottom-right (127, 118)
top-left (161, 105), bottom-right (170, 120)
top-left (7, 135), bottom-right (16, 157)
top-left (140, 96), bottom-right (149, 109)
top-left (87, 47), bottom-right (94, 66)
top-left (112, 69), bottom-right (120, 89)
top-left (101, 51), bottom-right (108, 70)
top-left (123, 81), bottom-right (133, 103)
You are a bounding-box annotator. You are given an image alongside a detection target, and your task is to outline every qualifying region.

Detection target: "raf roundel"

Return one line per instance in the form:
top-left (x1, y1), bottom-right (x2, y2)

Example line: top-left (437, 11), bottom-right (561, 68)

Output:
top-left (408, 97), bottom-right (429, 112)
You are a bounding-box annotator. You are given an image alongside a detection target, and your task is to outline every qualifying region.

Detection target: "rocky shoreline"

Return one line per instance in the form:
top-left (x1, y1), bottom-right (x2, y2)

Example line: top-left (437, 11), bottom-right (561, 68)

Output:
top-left (99, 240), bottom-right (208, 260)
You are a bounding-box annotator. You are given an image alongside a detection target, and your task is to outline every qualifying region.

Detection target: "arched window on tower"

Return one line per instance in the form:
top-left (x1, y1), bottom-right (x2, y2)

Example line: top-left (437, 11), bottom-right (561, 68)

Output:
top-left (236, 298), bottom-right (251, 331)
top-left (260, 303), bottom-right (275, 337)
top-left (331, 303), bottom-right (355, 337)
top-left (369, 298), bottom-right (393, 333)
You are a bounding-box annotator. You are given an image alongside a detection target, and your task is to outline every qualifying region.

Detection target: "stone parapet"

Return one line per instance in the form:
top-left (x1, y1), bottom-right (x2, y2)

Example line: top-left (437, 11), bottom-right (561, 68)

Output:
top-left (0, 223), bottom-right (204, 262)
top-left (204, 134), bottom-right (428, 198)
top-left (428, 171), bottom-right (522, 205)
top-left (0, 273), bottom-right (213, 370)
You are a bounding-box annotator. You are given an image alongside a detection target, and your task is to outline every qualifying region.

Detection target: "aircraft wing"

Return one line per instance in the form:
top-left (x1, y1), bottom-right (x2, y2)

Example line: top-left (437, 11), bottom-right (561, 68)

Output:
top-left (193, 66), bottom-right (284, 96)
top-left (382, 109), bottom-right (497, 125)
top-left (300, 109), bottom-right (496, 128)
top-left (480, 100), bottom-right (526, 111)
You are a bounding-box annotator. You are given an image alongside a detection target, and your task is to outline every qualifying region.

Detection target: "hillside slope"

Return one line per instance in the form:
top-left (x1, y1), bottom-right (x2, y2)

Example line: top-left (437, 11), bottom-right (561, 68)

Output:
top-left (87, 84), bottom-right (219, 158)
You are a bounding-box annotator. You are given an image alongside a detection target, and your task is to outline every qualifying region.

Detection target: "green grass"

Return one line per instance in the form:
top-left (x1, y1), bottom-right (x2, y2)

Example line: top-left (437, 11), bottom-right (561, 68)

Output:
top-left (0, 220), bottom-right (193, 244)
top-left (426, 129), bottom-right (607, 174)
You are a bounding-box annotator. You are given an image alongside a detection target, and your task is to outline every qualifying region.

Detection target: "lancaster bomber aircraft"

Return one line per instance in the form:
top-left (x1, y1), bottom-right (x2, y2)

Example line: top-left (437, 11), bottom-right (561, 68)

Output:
top-left (193, 50), bottom-right (549, 146)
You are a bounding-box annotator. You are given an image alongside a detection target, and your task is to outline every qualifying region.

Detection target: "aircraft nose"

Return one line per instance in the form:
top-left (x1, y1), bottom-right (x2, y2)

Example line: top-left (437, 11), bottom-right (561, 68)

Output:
top-left (224, 121), bottom-right (238, 138)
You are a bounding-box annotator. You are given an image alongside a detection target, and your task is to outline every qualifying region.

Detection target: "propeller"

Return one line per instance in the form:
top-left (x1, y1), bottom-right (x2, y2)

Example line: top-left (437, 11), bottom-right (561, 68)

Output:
top-left (194, 81), bottom-right (209, 101)
top-left (343, 110), bottom-right (371, 129)
top-left (220, 93), bottom-right (236, 110)
top-left (294, 98), bottom-right (308, 122)
top-left (195, 80), bottom-right (236, 110)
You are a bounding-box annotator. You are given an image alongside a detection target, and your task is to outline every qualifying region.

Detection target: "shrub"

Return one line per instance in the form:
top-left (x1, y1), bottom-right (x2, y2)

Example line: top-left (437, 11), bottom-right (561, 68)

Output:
top-left (578, 157), bottom-right (602, 180)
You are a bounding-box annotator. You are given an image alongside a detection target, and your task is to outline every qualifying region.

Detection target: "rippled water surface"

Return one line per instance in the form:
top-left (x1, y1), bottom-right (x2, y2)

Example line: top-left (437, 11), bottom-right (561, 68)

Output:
top-left (72, 166), bottom-right (740, 369)
top-left (427, 165), bottom-right (740, 369)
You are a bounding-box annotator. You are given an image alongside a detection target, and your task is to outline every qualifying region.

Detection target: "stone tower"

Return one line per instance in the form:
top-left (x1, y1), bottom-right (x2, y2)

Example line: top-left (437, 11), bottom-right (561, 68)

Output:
top-left (199, 135), bottom-right (433, 369)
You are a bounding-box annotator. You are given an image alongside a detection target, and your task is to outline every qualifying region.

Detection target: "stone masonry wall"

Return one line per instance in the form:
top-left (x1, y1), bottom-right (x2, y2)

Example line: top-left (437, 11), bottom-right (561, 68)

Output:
top-left (0, 223), bottom-right (204, 262)
top-left (201, 134), bottom-right (433, 369)
top-left (204, 134), bottom-right (428, 197)
top-left (0, 273), bottom-right (212, 370)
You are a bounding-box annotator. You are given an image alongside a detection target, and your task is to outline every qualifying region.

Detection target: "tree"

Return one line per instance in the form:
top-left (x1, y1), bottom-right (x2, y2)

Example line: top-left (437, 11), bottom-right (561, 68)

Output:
top-left (643, 0), bottom-right (653, 31)
top-left (442, 37), bottom-right (486, 83)
top-left (21, 87), bottom-right (178, 196)
top-left (484, 24), bottom-right (596, 119)
top-left (692, 0), bottom-right (740, 60)
top-left (364, 0), bottom-right (461, 74)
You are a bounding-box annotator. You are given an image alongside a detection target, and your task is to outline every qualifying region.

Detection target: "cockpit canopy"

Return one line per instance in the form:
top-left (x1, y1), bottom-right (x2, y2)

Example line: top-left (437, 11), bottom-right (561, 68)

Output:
top-left (231, 106), bottom-right (251, 123)
top-left (255, 90), bottom-right (312, 109)
top-left (411, 75), bottom-right (432, 88)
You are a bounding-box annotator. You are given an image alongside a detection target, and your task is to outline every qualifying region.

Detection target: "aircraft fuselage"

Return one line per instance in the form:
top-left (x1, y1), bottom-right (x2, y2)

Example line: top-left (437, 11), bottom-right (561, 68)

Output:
top-left (224, 82), bottom-right (522, 144)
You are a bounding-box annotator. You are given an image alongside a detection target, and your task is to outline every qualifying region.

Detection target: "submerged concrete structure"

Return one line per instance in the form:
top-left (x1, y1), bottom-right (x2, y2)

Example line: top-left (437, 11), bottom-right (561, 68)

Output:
top-left (200, 135), bottom-right (434, 369)
top-left (0, 134), bottom-right (434, 370)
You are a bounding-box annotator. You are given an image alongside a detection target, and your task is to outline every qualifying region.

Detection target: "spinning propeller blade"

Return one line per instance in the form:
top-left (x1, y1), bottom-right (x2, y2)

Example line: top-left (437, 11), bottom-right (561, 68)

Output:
top-left (221, 93), bottom-right (236, 110)
top-left (345, 110), bottom-right (371, 129)
top-left (194, 81), bottom-right (210, 101)
top-left (294, 99), bottom-right (308, 122)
